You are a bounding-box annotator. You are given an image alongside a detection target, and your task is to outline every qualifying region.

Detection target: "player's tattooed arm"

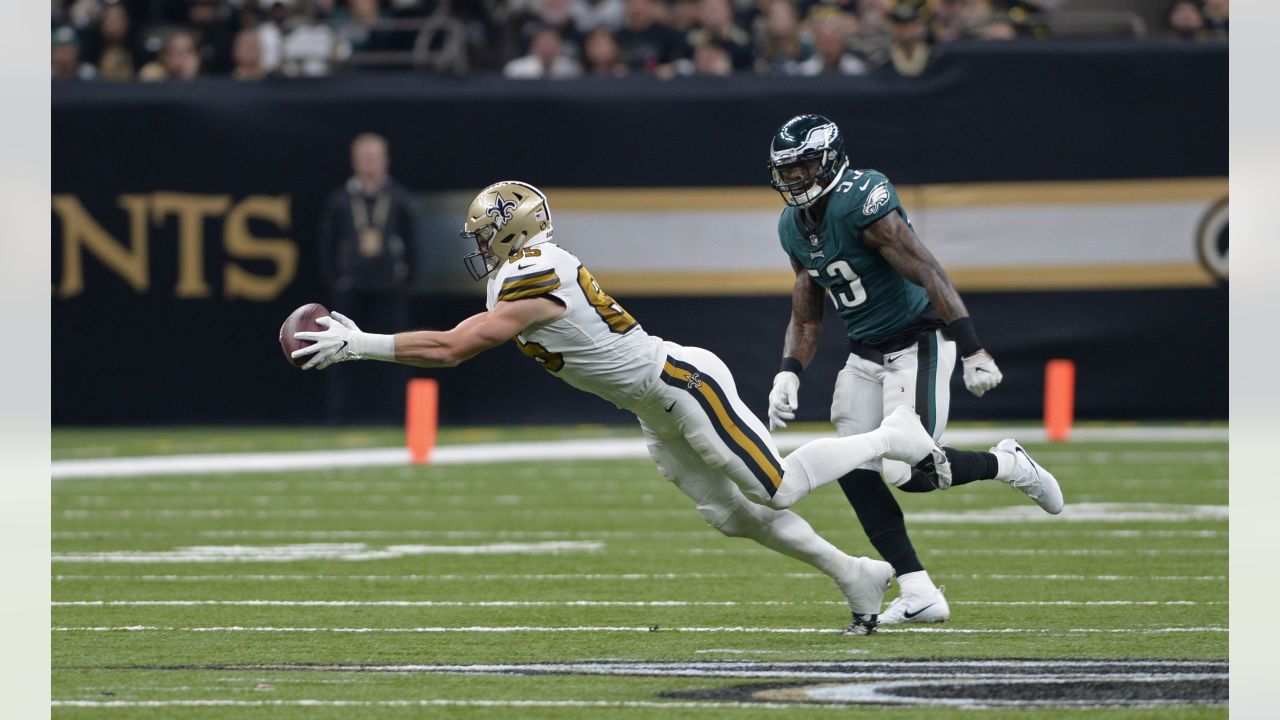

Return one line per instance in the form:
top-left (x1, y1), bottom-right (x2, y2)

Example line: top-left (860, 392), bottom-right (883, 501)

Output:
top-left (783, 257), bottom-right (825, 366)
top-left (862, 211), bottom-right (970, 323)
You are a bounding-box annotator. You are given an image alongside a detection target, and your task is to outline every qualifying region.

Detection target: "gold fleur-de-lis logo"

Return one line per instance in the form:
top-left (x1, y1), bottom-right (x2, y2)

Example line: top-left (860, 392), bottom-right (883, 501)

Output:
top-left (686, 373), bottom-right (703, 390)
top-left (486, 192), bottom-right (518, 229)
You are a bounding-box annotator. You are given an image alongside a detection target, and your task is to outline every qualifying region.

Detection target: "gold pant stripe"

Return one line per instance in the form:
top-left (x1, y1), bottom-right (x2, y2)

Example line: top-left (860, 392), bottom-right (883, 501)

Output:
top-left (662, 361), bottom-right (782, 491)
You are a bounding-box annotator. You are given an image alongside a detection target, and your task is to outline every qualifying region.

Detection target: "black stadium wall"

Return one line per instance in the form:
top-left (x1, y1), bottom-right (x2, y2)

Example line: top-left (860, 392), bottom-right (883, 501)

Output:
top-left (51, 42), bottom-right (1227, 426)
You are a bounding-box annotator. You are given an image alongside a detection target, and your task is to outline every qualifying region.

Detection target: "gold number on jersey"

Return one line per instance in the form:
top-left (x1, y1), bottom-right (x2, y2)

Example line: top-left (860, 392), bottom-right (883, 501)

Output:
top-left (516, 337), bottom-right (564, 372)
top-left (576, 266), bottom-right (638, 334)
top-left (506, 247), bottom-right (543, 263)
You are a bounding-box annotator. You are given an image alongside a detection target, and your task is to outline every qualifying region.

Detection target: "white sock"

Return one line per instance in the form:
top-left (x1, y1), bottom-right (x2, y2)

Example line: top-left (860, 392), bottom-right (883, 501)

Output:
top-left (777, 433), bottom-right (885, 506)
top-left (897, 569), bottom-right (937, 596)
top-left (734, 503), bottom-right (847, 580)
top-left (993, 450), bottom-right (1016, 480)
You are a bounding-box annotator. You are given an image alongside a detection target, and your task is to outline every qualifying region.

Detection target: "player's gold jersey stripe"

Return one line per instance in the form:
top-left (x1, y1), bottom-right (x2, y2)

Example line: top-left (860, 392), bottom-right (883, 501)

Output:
top-left (501, 270), bottom-right (558, 291)
top-left (661, 361), bottom-right (782, 491)
top-left (499, 283), bottom-right (560, 301)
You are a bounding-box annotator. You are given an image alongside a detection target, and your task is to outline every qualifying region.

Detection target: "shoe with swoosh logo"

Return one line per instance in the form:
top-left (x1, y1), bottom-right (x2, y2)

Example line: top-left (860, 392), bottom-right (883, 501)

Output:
top-left (878, 586), bottom-right (950, 625)
top-left (991, 439), bottom-right (1064, 515)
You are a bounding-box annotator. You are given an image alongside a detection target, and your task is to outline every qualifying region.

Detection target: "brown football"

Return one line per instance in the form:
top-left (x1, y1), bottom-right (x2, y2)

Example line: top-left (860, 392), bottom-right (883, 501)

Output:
top-left (279, 302), bottom-right (330, 367)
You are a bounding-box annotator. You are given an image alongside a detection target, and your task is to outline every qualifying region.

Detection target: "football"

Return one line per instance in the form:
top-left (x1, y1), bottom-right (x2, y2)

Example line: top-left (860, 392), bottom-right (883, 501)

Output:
top-left (279, 302), bottom-right (330, 367)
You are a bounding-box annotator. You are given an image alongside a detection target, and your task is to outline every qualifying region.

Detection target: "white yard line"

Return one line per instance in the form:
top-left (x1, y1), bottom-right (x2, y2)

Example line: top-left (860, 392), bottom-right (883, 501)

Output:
top-left (51, 426), bottom-right (1227, 480)
top-left (50, 599), bottom-right (1226, 608)
top-left (50, 624), bottom-right (1228, 634)
top-left (49, 699), bottom-right (828, 710)
top-left (51, 573), bottom-right (1228, 583)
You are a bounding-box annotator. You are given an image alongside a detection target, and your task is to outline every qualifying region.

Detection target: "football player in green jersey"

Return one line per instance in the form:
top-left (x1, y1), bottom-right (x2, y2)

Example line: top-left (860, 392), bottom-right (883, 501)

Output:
top-left (763, 114), bottom-right (1064, 625)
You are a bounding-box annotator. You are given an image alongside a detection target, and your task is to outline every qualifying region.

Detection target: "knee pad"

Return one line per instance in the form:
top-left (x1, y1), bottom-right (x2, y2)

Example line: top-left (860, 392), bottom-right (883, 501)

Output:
top-left (706, 499), bottom-right (774, 539)
top-left (645, 443), bottom-right (677, 481)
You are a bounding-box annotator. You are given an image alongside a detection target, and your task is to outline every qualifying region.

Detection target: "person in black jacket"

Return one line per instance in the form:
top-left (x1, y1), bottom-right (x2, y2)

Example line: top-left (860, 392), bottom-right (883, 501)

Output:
top-left (318, 132), bottom-right (418, 423)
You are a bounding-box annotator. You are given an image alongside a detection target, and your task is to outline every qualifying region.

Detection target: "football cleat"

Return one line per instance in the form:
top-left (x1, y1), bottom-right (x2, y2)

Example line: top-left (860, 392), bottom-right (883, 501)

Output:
top-left (992, 439), bottom-right (1064, 514)
top-left (879, 407), bottom-right (949, 478)
top-left (838, 556), bottom-right (895, 635)
top-left (878, 586), bottom-right (951, 625)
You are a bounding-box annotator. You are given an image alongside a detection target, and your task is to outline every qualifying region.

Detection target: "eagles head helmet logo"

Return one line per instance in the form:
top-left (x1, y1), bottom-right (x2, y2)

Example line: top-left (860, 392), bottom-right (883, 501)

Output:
top-left (768, 114), bottom-right (850, 208)
top-left (462, 181), bottom-right (554, 281)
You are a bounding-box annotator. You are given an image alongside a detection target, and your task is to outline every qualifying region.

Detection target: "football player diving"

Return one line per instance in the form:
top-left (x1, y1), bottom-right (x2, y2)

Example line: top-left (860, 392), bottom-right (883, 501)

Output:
top-left (293, 180), bottom-right (948, 635)
top-left (763, 114), bottom-right (1065, 626)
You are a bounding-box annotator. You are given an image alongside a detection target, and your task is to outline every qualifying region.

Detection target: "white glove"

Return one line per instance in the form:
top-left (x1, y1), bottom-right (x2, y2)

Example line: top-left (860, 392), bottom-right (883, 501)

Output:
top-left (292, 311), bottom-right (394, 370)
top-left (767, 371), bottom-right (801, 430)
top-left (961, 349), bottom-right (1003, 397)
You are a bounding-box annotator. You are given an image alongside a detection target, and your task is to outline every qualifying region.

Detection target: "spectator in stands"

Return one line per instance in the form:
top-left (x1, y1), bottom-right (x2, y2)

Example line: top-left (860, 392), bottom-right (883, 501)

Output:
top-left (52, 26), bottom-right (96, 81)
top-left (885, 0), bottom-right (929, 76)
top-left (279, 0), bottom-right (352, 76)
top-left (847, 0), bottom-right (893, 66)
top-left (80, 1), bottom-right (141, 80)
top-left (752, 0), bottom-right (811, 74)
top-left (1201, 0), bottom-right (1228, 39)
top-left (686, 0), bottom-right (754, 71)
top-left (791, 8), bottom-right (866, 75)
top-left (929, 0), bottom-right (966, 42)
top-left (504, 27), bottom-right (584, 77)
top-left (615, 0), bottom-right (686, 75)
top-left (187, 0), bottom-right (238, 74)
top-left (691, 37), bottom-right (733, 75)
top-left (334, 0), bottom-right (394, 52)
top-left (232, 27), bottom-right (271, 79)
top-left (318, 132), bottom-right (418, 423)
top-left (257, 0), bottom-right (294, 72)
top-left (517, 0), bottom-right (585, 60)
top-left (668, 0), bottom-right (702, 34)
top-left (583, 27), bottom-right (630, 75)
top-left (1167, 0), bottom-right (1206, 41)
top-left (957, 0), bottom-right (1016, 39)
top-left (572, 0), bottom-right (626, 33)
top-left (138, 29), bottom-right (202, 80)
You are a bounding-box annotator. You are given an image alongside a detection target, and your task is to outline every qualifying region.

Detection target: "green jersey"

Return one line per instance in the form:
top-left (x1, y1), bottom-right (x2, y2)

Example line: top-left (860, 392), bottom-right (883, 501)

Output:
top-left (778, 168), bottom-right (931, 346)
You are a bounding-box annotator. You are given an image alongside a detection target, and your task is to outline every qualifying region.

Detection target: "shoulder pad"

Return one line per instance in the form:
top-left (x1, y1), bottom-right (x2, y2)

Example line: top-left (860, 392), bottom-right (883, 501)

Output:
top-left (496, 246), bottom-right (561, 302)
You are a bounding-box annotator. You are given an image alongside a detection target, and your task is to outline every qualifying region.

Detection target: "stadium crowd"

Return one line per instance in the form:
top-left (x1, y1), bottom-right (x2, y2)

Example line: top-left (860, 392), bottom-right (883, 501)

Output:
top-left (51, 0), bottom-right (1228, 81)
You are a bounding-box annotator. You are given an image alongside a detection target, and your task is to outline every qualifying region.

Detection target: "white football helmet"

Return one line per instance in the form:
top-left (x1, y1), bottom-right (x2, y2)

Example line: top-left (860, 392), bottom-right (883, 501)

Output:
top-left (461, 180), bottom-right (554, 280)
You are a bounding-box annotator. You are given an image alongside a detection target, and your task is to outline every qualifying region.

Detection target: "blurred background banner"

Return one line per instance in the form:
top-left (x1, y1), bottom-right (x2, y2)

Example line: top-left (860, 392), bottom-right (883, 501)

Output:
top-left (51, 42), bottom-right (1226, 426)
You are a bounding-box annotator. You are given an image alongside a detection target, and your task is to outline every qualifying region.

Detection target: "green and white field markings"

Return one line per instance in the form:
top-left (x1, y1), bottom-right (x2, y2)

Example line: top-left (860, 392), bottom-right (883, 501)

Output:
top-left (52, 428), bottom-right (1227, 718)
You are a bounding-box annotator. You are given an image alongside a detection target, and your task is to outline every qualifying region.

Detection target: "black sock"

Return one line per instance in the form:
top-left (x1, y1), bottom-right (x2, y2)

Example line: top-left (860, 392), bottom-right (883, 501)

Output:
top-left (899, 448), bottom-right (999, 492)
top-left (837, 468), bottom-right (924, 575)
top-left (946, 448), bottom-right (999, 486)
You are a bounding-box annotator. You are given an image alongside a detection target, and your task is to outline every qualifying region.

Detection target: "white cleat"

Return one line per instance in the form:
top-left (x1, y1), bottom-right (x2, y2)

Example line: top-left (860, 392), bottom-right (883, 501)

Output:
top-left (879, 407), bottom-right (950, 485)
top-left (878, 586), bottom-right (951, 625)
top-left (839, 557), bottom-right (895, 636)
top-left (992, 439), bottom-right (1064, 514)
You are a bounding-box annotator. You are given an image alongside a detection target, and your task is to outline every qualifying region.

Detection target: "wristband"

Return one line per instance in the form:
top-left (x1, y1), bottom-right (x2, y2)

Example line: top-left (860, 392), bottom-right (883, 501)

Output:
top-left (354, 332), bottom-right (397, 362)
top-left (945, 317), bottom-right (983, 358)
top-left (779, 356), bottom-right (805, 376)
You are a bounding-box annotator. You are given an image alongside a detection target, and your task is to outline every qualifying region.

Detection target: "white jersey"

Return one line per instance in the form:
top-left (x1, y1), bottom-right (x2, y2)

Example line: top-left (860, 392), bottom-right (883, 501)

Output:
top-left (485, 241), bottom-right (666, 409)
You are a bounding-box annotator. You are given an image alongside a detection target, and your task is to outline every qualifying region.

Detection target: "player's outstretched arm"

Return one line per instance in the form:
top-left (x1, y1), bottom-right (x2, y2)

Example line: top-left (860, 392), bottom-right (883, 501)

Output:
top-left (862, 211), bottom-right (1003, 397)
top-left (292, 298), bottom-right (564, 370)
top-left (394, 298), bottom-right (564, 368)
top-left (769, 258), bottom-right (827, 429)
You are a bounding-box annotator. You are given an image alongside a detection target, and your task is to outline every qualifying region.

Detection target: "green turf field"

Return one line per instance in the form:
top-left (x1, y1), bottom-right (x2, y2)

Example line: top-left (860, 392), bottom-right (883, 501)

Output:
top-left (51, 427), bottom-right (1227, 718)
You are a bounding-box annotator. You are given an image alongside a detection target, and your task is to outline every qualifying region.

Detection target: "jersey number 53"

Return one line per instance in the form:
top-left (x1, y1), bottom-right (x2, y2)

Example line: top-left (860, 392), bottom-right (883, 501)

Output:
top-left (808, 260), bottom-right (868, 309)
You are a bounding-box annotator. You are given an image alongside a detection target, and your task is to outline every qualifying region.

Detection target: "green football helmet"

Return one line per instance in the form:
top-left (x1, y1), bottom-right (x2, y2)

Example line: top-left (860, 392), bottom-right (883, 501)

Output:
top-left (768, 114), bottom-right (849, 208)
